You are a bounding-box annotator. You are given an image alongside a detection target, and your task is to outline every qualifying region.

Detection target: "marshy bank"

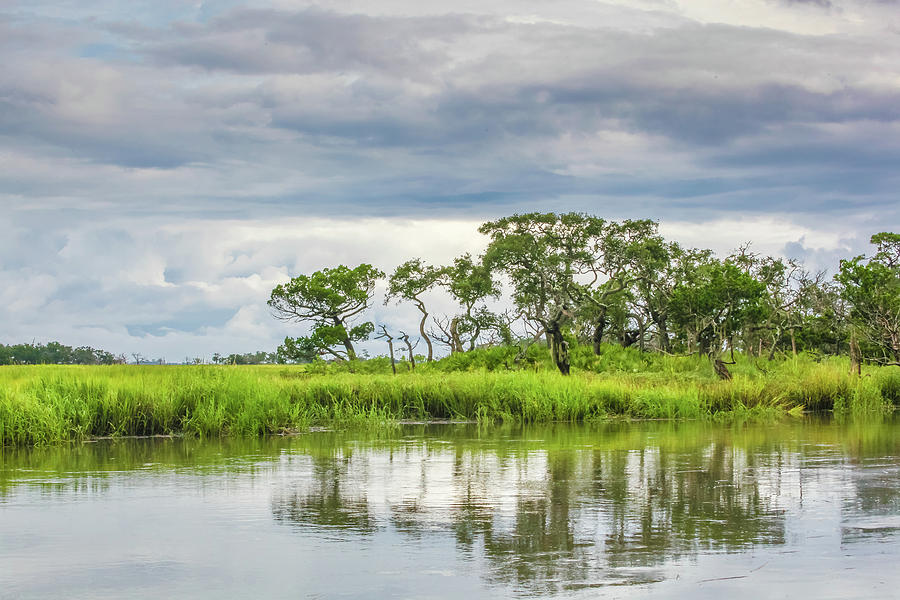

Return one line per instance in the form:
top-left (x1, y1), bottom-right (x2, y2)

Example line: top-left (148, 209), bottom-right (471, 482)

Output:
top-left (1, 348), bottom-right (898, 446)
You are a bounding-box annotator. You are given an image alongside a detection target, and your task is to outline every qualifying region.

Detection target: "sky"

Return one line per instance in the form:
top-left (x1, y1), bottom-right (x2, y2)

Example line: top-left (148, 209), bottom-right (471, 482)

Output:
top-left (2, 0), bottom-right (899, 361)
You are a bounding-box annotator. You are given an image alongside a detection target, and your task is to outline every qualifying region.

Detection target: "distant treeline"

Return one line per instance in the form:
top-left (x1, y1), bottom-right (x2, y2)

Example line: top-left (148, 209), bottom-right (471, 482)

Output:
top-left (0, 344), bottom-right (294, 366)
top-left (211, 351), bottom-right (281, 365)
top-left (0, 342), bottom-right (122, 365)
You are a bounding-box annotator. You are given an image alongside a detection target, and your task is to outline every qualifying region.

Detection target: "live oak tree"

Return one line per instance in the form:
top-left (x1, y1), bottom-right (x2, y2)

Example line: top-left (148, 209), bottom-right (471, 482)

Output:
top-left (668, 257), bottom-right (765, 358)
top-left (433, 253), bottom-right (499, 353)
top-left (732, 249), bottom-right (824, 359)
top-left (482, 213), bottom-right (667, 374)
top-left (630, 241), bottom-right (696, 353)
top-left (268, 264), bottom-right (384, 361)
top-left (571, 218), bottom-right (666, 354)
top-left (836, 232), bottom-right (900, 364)
top-left (481, 213), bottom-right (587, 375)
top-left (385, 259), bottom-right (442, 362)
top-left (276, 336), bottom-right (319, 363)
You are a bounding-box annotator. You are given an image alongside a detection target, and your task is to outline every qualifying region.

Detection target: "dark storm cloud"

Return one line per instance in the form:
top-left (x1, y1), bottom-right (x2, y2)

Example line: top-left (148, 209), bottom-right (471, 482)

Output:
top-left (3, 4), bottom-right (897, 205)
top-left (137, 12), bottom-right (900, 158)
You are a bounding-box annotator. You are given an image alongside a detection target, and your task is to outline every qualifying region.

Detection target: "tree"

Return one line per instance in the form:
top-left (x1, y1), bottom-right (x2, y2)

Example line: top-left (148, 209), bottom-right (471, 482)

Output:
top-left (268, 264), bottom-right (384, 361)
top-left (385, 259), bottom-right (442, 361)
top-left (836, 232), bottom-right (900, 364)
top-left (398, 330), bottom-right (417, 370)
top-left (433, 253), bottom-right (499, 353)
top-left (481, 213), bottom-right (586, 375)
top-left (668, 257), bottom-right (765, 358)
top-left (375, 325), bottom-right (397, 375)
top-left (570, 218), bottom-right (666, 353)
top-left (630, 241), bottom-right (694, 353)
top-left (276, 337), bottom-right (319, 363)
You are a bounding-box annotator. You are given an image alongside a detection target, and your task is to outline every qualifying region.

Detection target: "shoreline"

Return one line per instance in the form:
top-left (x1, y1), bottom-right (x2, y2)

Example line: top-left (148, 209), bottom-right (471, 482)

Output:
top-left (1, 360), bottom-right (898, 446)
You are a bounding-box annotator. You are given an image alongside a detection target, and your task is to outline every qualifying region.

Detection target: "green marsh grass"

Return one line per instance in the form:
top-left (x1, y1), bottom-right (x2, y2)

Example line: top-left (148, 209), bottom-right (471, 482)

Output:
top-left (0, 348), bottom-right (897, 445)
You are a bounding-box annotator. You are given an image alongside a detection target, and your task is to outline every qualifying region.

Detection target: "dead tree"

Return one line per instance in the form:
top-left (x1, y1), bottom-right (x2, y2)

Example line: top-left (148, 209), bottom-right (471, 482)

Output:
top-left (429, 315), bottom-right (464, 354)
top-left (376, 325), bottom-right (397, 375)
top-left (398, 331), bottom-right (418, 371)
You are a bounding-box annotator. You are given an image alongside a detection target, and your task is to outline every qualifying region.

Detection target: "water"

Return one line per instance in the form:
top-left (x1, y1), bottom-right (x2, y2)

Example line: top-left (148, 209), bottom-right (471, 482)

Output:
top-left (1, 417), bottom-right (899, 599)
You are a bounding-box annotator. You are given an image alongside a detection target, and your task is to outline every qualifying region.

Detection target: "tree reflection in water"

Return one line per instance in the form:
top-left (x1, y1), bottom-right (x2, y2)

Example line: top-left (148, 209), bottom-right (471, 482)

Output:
top-left (267, 422), bottom-right (820, 593)
top-left (2, 418), bottom-right (896, 595)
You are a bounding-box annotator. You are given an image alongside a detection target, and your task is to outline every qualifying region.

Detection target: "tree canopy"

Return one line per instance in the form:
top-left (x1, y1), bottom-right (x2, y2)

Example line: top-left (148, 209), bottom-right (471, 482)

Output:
top-left (260, 217), bottom-right (897, 376)
top-left (269, 263), bottom-right (384, 361)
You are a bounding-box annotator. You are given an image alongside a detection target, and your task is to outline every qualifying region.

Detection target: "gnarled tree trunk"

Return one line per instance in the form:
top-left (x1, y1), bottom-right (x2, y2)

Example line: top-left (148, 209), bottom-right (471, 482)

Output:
top-left (651, 310), bottom-right (671, 353)
top-left (592, 308), bottom-right (608, 355)
top-left (399, 331), bottom-right (415, 371)
top-left (449, 317), bottom-right (464, 353)
top-left (714, 359), bottom-right (732, 380)
top-left (336, 317), bottom-right (358, 361)
top-left (415, 301), bottom-right (433, 362)
top-left (546, 308), bottom-right (571, 376)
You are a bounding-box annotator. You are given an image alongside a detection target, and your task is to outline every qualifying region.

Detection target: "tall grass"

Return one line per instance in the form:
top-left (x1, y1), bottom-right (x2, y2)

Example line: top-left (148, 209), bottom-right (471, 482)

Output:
top-left (0, 349), bottom-right (897, 445)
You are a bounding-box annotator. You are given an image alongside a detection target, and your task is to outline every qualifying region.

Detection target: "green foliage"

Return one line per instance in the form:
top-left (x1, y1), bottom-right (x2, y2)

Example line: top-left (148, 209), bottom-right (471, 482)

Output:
top-left (836, 233), bottom-right (900, 362)
top-left (276, 337), bottom-right (319, 363)
top-left (480, 213), bottom-right (598, 318)
top-left (668, 258), bottom-right (765, 354)
top-left (0, 342), bottom-right (119, 365)
top-left (269, 263), bottom-right (384, 360)
top-left (386, 258), bottom-right (442, 305)
top-left (434, 253), bottom-right (500, 352)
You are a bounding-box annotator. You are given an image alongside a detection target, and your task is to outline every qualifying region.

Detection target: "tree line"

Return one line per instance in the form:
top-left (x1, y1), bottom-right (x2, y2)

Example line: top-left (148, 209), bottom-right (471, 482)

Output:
top-left (0, 342), bottom-right (121, 365)
top-left (269, 213), bottom-right (900, 376)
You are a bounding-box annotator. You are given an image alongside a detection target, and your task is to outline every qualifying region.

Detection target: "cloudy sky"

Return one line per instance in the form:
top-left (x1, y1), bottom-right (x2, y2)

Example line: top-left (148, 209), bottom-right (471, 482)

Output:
top-left (2, 0), bottom-right (899, 360)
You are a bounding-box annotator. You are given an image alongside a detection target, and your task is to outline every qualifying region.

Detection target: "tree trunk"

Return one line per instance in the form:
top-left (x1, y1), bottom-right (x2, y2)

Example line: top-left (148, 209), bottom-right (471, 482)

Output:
top-left (849, 335), bottom-right (861, 376)
top-left (551, 333), bottom-right (570, 375)
top-left (377, 326), bottom-right (396, 374)
top-left (342, 338), bottom-right (357, 361)
top-left (416, 303), bottom-right (433, 362)
top-left (654, 314), bottom-right (671, 353)
top-left (387, 339), bottom-right (396, 374)
top-left (592, 322), bottom-right (604, 355)
top-left (592, 309), bottom-right (607, 355)
top-left (449, 317), bottom-right (463, 353)
top-left (637, 317), bottom-right (646, 353)
top-left (767, 326), bottom-right (782, 361)
top-left (336, 317), bottom-right (357, 360)
top-left (400, 333), bottom-right (415, 371)
top-left (790, 328), bottom-right (797, 357)
top-left (890, 330), bottom-right (900, 363)
top-left (468, 319), bottom-right (481, 352)
top-left (546, 315), bottom-right (570, 376)
top-left (714, 359), bottom-right (732, 380)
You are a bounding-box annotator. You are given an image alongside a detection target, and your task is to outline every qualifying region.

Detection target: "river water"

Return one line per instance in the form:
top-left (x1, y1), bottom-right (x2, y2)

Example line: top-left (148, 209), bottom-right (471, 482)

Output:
top-left (1, 417), bottom-right (899, 599)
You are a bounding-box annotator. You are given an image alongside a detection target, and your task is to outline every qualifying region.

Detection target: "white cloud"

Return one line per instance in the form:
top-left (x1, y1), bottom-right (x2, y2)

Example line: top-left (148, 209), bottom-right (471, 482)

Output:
top-left (1, 0), bottom-right (899, 358)
top-left (0, 211), bottom-right (883, 359)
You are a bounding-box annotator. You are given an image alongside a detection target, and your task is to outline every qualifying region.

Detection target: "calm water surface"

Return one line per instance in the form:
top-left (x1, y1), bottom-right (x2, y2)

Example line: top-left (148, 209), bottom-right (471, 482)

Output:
top-left (1, 417), bottom-right (899, 599)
